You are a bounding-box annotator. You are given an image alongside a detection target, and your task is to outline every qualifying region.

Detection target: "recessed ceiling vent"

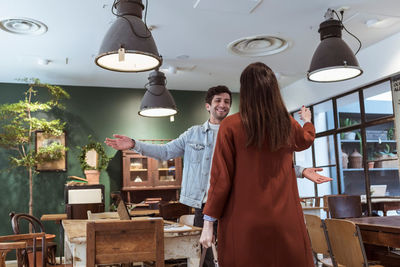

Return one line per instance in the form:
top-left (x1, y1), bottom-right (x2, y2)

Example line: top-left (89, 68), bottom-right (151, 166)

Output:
top-left (228, 35), bottom-right (289, 57)
top-left (0, 18), bottom-right (47, 35)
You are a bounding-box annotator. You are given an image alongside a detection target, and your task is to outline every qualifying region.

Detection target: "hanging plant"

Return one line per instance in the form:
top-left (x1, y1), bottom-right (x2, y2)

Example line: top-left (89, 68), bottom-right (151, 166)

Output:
top-left (78, 136), bottom-right (110, 172)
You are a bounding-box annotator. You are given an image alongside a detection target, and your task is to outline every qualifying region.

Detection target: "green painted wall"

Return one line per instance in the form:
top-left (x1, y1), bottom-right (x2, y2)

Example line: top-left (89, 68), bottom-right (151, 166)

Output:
top-left (0, 82), bottom-right (239, 249)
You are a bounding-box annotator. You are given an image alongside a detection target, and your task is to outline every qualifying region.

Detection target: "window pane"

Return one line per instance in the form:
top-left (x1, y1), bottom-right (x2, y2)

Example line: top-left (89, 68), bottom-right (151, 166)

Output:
top-left (339, 130), bottom-right (366, 195)
top-left (364, 81), bottom-right (393, 121)
top-left (314, 135), bottom-right (336, 167)
top-left (296, 147), bottom-right (314, 196)
top-left (313, 100), bottom-right (334, 133)
top-left (292, 110), bottom-right (306, 127)
top-left (366, 122), bottom-right (399, 196)
top-left (337, 92), bottom-right (361, 128)
top-left (316, 166), bottom-right (336, 196)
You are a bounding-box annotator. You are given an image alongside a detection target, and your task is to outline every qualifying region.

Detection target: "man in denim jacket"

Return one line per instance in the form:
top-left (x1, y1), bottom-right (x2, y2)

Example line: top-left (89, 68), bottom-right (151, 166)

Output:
top-left (105, 85), bottom-right (332, 266)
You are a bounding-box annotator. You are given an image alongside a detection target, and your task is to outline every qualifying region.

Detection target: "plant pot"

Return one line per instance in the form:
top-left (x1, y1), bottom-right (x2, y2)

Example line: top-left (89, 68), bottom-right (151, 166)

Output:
top-left (84, 170), bottom-right (100, 184)
top-left (367, 161), bottom-right (375, 169)
top-left (343, 132), bottom-right (356, 140)
top-left (349, 149), bottom-right (362, 169)
top-left (341, 151), bottom-right (348, 169)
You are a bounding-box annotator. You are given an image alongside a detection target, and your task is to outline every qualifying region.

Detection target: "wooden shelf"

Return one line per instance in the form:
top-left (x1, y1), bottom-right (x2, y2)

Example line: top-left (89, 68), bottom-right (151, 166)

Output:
top-left (343, 168), bottom-right (398, 171)
top-left (122, 185), bottom-right (181, 191)
top-left (130, 168), bottom-right (148, 171)
top-left (341, 140), bottom-right (396, 143)
top-left (158, 168), bottom-right (175, 171)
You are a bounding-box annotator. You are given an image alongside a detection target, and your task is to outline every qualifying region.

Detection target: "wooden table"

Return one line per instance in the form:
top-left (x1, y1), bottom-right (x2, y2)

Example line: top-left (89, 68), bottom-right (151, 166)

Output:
top-left (348, 216), bottom-right (400, 266)
top-left (347, 216), bottom-right (400, 248)
top-left (361, 197), bottom-right (400, 216)
top-left (62, 219), bottom-right (201, 267)
top-left (41, 209), bottom-right (159, 220)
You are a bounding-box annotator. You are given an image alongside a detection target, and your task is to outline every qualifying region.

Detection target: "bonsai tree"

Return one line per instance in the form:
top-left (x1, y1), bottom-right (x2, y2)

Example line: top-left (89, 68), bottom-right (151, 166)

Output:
top-left (0, 79), bottom-right (70, 215)
top-left (77, 136), bottom-right (109, 184)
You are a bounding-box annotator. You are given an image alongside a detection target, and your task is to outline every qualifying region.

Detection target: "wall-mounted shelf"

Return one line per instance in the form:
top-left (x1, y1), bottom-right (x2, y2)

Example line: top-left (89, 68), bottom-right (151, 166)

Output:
top-left (343, 168), bottom-right (398, 171)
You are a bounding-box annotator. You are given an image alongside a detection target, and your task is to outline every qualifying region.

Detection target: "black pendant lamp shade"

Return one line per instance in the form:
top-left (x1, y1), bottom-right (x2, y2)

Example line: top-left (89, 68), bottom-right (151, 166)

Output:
top-left (307, 15), bottom-right (363, 82)
top-left (139, 70), bottom-right (178, 117)
top-left (95, 0), bottom-right (161, 72)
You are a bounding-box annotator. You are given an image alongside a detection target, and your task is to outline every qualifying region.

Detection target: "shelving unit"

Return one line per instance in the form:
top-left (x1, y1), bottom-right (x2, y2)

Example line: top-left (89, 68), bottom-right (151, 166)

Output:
top-left (122, 150), bottom-right (182, 203)
top-left (339, 112), bottom-right (399, 195)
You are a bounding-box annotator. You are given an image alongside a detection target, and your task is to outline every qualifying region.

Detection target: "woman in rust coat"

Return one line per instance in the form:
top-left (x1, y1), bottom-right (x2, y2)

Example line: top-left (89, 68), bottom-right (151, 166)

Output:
top-left (200, 62), bottom-right (315, 267)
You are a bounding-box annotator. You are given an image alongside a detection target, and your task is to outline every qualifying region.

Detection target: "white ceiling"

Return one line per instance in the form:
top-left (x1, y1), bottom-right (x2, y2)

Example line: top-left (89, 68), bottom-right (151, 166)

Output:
top-left (1, 0), bottom-right (400, 102)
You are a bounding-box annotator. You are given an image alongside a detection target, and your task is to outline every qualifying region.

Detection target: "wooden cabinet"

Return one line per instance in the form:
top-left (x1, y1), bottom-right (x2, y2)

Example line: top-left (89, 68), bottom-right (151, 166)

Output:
top-left (122, 150), bottom-right (182, 203)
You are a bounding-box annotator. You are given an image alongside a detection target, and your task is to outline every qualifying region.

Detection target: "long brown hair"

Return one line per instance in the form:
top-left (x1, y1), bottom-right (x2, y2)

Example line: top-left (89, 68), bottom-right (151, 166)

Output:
top-left (239, 62), bottom-right (291, 151)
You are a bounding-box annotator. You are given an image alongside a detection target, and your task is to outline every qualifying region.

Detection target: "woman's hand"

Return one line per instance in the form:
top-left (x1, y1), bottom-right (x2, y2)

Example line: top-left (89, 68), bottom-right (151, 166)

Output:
top-left (298, 105), bottom-right (311, 123)
top-left (199, 220), bottom-right (214, 248)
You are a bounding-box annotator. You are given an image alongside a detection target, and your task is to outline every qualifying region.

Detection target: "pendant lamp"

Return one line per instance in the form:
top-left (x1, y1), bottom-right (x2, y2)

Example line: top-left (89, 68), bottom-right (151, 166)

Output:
top-left (95, 0), bottom-right (161, 72)
top-left (307, 9), bottom-right (362, 82)
top-left (139, 70), bottom-right (178, 117)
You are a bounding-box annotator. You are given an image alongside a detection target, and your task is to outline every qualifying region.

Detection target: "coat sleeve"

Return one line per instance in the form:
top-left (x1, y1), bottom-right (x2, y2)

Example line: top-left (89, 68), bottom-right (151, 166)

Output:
top-left (291, 117), bottom-right (315, 152)
top-left (203, 120), bottom-right (235, 219)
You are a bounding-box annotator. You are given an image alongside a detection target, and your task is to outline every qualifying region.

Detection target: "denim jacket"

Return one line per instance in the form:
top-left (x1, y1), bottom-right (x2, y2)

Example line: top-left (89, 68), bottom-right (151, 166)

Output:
top-left (133, 120), bottom-right (305, 209)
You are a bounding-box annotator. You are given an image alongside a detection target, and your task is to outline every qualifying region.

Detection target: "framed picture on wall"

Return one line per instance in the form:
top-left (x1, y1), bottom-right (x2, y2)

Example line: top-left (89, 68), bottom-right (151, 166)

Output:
top-left (35, 131), bottom-right (67, 171)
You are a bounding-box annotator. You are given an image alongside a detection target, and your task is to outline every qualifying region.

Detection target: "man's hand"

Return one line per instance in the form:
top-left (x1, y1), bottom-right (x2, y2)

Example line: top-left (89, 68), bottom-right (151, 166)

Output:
top-left (303, 168), bottom-right (333, 184)
top-left (104, 134), bottom-right (135, 150)
top-left (298, 105), bottom-right (311, 123)
top-left (199, 220), bottom-right (214, 248)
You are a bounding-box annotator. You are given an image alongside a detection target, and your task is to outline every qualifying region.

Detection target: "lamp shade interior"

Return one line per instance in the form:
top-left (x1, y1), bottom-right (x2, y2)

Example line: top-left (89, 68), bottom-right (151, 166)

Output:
top-left (139, 108), bottom-right (177, 117)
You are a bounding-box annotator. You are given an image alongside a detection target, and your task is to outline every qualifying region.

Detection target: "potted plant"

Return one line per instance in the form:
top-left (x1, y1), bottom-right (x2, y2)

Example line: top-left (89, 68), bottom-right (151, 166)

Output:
top-left (340, 118), bottom-right (359, 140)
top-left (78, 136), bottom-right (110, 184)
top-left (0, 79), bottom-right (69, 216)
top-left (375, 144), bottom-right (397, 168)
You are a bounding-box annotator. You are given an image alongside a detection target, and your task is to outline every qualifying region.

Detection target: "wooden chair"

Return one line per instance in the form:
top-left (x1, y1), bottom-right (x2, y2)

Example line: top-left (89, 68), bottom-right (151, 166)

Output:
top-left (326, 195), bottom-right (362, 219)
top-left (324, 219), bottom-right (383, 267)
top-left (0, 232), bottom-right (46, 267)
top-left (87, 211), bottom-right (120, 220)
top-left (158, 202), bottom-right (192, 222)
top-left (178, 214), bottom-right (195, 226)
top-left (86, 219), bottom-right (164, 267)
top-left (10, 212), bottom-right (57, 265)
top-left (303, 214), bottom-right (339, 267)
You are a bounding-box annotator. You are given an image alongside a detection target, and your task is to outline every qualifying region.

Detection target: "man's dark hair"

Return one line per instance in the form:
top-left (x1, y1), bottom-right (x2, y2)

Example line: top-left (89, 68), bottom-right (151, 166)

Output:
top-left (205, 85), bottom-right (232, 105)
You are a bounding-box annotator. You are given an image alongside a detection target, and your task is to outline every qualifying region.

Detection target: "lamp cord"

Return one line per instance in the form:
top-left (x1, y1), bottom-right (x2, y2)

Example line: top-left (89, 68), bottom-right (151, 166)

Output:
top-left (333, 10), bottom-right (362, 55)
top-left (111, 0), bottom-right (151, 39)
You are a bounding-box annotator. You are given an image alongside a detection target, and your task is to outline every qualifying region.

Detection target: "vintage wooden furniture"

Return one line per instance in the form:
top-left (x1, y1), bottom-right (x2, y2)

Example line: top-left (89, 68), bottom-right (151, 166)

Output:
top-left (10, 212), bottom-right (57, 265)
top-left (300, 196), bottom-right (329, 217)
top-left (361, 197), bottom-right (400, 216)
top-left (0, 234), bottom-right (32, 267)
top-left (63, 219), bottom-right (202, 267)
top-left (327, 195), bottom-right (362, 218)
top-left (0, 232), bottom-right (46, 267)
top-left (122, 149), bottom-right (182, 203)
top-left (347, 216), bottom-right (400, 266)
top-left (303, 214), bottom-right (337, 267)
top-left (65, 184), bottom-right (105, 219)
top-left (179, 214), bottom-right (195, 226)
top-left (159, 202), bottom-right (192, 222)
top-left (324, 219), bottom-right (383, 267)
top-left (86, 211), bottom-right (120, 220)
top-left (86, 219), bottom-right (164, 267)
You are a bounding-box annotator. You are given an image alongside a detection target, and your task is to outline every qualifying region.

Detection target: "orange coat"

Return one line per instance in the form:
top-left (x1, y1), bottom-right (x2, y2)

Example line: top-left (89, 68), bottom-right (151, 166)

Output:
top-left (204, 113), bottom-right (315, 267)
